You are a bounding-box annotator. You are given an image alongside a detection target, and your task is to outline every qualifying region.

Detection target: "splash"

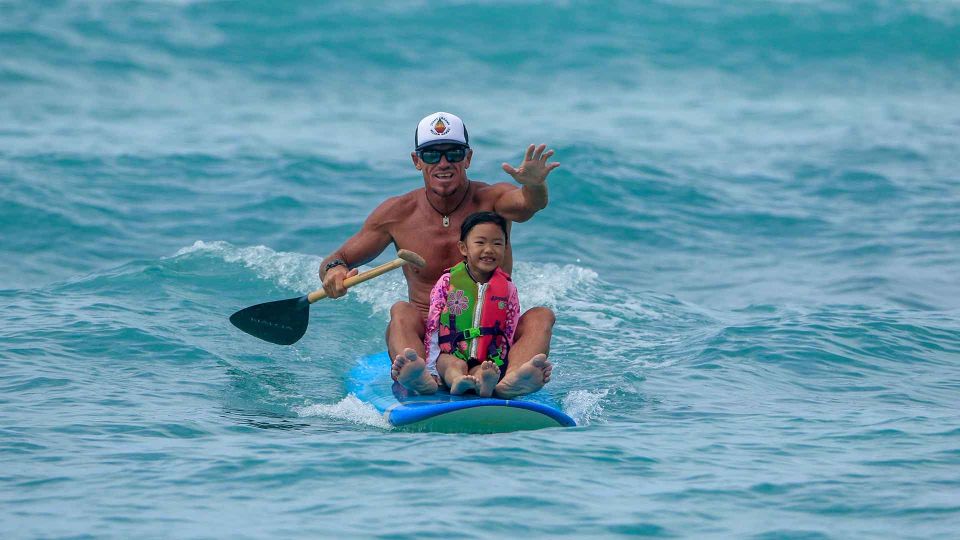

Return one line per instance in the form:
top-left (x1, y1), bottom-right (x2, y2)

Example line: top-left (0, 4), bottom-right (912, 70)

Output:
top-left (562, 389), bottom-right (608, 426)
top-left (175, 240), bottom-right (415, 315)
top-left (511, 262), bottom-right (599, 308)
top-left (174, 240), bottom-right (322, 293)
top-left (349, 271), bottom-right (408, 316)
top-left (294, 394), bottom-right (391, 429)
top-left (178, 240), bottom-right (603, 318)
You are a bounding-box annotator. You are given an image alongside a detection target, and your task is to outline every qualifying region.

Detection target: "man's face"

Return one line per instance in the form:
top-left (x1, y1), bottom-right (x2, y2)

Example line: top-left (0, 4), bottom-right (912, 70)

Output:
top-left (411, 144), bottom-right (472, 197)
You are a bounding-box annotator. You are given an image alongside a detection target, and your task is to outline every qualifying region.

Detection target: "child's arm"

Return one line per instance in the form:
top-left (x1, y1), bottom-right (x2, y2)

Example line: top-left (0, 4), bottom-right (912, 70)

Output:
top-left (423, 274), bottom-right (451, 355)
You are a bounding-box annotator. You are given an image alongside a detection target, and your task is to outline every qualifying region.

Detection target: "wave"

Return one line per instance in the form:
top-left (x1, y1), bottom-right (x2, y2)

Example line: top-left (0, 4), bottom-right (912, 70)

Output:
top-left (175, 239), bottom-right (603, 314)
top-left (3, 0), bottom-right (957, 91)
top-left (174, 240), bottom-right (323, 294)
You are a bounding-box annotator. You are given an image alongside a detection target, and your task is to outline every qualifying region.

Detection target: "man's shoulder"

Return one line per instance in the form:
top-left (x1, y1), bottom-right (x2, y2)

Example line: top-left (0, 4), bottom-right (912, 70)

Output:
top-left (372, 188), bottom-right (422, 215)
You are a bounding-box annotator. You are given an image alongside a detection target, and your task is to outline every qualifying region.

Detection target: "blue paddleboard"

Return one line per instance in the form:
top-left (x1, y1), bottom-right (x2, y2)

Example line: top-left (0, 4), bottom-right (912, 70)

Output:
top-left (348, 352), bottom-right (576, 433)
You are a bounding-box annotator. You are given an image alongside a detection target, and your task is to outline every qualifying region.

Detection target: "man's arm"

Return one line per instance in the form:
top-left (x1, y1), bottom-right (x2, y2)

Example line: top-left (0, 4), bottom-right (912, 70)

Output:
top-left (319, 199), bottom-right (396, 298)
top-left (494, 144), bottom-right (560, 222)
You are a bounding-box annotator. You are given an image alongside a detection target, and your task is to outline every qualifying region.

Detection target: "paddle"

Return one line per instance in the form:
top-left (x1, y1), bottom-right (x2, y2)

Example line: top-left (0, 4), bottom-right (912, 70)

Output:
top-left (229, 249), bottom-right (427, 345)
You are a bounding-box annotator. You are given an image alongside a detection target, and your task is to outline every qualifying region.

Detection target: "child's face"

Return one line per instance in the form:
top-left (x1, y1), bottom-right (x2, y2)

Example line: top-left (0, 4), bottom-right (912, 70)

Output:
top-left (458, 222), bottom-right (506, 279)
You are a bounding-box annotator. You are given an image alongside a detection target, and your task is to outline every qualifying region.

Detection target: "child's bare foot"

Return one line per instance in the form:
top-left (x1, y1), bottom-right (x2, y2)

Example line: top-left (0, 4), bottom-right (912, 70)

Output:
top-left (494, 354), bottom-right (552, 398)
top-left (476, 361), bottom-right (500, 397)
top-left (392, 348), bottom-right (437, 394)
top-left (450, 374), bottom-right (479, 395)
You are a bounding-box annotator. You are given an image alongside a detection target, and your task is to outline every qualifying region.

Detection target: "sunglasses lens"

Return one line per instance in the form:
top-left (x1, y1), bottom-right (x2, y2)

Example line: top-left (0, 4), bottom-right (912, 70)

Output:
top-left (419, 151), bottom-right (442, 164)
top-left (418, 146), bottom-right (467, 164)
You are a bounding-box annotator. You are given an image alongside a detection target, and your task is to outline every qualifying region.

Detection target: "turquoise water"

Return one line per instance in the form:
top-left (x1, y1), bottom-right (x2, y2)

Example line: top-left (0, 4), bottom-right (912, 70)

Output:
top-left (3, 1), bottom-right (960, 537)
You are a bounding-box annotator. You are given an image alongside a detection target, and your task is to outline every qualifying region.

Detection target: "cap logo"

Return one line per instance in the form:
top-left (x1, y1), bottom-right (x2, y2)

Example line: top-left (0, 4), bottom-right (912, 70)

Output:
top-left (430, 116), bottom-right (450, 136)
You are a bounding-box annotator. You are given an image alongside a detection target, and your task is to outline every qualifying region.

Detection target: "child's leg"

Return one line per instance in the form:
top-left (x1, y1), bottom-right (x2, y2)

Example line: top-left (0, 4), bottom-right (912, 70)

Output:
top-left (436, 353), bottom-right (478, 395)
top-left (469, 361), bottom-right (501, 398)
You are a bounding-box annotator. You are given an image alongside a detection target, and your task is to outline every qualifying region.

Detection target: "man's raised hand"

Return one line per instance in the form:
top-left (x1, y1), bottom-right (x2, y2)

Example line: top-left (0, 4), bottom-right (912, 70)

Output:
top-left (501, 144), bottom-right (560, 186)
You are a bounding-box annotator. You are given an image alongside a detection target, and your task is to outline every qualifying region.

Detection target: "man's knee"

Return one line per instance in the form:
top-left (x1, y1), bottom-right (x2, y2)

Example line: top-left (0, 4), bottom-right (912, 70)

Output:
top-left (389, 301), bottom-right (417, 322)
top-left (389, 301), bottom-right (424, 332)
top-left (520, 306), bottom-right (556, 328)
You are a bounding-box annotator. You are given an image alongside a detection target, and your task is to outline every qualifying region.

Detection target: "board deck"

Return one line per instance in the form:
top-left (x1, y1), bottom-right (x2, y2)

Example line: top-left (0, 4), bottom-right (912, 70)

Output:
top-left (348, 351), bottom-right (576, 433)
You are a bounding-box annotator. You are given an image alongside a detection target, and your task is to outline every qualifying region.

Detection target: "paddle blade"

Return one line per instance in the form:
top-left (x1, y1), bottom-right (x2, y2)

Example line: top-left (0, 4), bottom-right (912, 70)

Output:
top-left (229, 295), bottom-right (310, 345)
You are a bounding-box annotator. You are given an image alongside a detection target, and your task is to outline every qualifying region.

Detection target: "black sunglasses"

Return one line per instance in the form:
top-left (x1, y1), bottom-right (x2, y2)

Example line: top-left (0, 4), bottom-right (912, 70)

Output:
top-left (417, 146), bottom-right (468, 164)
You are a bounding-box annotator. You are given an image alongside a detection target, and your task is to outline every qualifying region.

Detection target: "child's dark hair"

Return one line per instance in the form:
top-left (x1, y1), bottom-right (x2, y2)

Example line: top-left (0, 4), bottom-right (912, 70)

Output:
top-left (460, 212), bottom-right (509, 243)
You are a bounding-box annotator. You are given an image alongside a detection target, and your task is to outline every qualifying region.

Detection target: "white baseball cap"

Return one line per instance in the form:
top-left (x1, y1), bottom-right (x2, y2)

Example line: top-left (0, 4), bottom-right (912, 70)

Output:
top-left (415, 112), bottom-right (469, 150)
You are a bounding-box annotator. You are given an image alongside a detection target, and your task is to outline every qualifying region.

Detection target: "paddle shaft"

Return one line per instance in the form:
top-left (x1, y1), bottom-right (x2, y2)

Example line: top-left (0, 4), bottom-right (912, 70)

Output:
top-left (306, 258), bottom-right (408, 303)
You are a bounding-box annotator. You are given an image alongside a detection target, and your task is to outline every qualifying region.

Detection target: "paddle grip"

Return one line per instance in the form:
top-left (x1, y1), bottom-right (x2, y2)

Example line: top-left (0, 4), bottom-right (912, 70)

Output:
top-left (307, 258), bottom-right (407, 303)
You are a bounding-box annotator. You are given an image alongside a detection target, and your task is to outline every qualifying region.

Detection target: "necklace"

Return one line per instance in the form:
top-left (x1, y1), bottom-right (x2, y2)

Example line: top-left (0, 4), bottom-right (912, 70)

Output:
top-left (425, 181), bottom-right (471, 227)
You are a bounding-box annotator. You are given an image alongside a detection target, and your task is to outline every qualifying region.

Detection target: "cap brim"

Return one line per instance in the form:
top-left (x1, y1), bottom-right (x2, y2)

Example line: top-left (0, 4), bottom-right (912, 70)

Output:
top-left (416, 139), bottom-right (469, 151)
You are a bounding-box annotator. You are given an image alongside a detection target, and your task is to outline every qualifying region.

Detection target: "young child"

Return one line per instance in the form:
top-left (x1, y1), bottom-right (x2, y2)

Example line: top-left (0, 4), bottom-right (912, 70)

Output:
top-left (423, 211), bottom-right (521, 397)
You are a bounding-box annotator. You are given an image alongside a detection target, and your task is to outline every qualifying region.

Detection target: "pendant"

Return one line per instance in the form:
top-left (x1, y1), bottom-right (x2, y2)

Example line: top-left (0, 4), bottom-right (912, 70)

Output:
top-left (443, 215), bottom-right (450, 227)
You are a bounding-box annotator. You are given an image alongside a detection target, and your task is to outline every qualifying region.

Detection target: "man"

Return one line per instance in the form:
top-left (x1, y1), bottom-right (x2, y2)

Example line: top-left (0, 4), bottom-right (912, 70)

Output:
top-left (318, 112), bottom-right (560, 397)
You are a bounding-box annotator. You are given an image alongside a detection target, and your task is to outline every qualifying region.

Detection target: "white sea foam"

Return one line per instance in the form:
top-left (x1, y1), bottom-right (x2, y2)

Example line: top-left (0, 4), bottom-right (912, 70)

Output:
top-left (294, 394), bottom-right (391, 429)
top-left (562, 389), bottom-right (608, 426)
top-left (511, 262), bottom-right (599, 308)
top-left (178, 241), bottom-right (601, 317)
top-left (349, 271), bottom-right (408, 316)
top-left (175, 240), bottom-right (412, 314)
top-left (175, 240), bottom-right (323, 293)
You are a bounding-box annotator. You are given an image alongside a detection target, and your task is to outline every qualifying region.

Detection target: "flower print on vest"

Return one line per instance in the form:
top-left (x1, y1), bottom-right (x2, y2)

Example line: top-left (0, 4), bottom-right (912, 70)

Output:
top-left (447, 289), bottom-right (469, 316)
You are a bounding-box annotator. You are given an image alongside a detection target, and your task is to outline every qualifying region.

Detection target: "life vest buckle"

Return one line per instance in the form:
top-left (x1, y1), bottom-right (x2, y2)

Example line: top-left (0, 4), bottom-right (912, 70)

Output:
top-left (462, 327), bottom-right (481, 340)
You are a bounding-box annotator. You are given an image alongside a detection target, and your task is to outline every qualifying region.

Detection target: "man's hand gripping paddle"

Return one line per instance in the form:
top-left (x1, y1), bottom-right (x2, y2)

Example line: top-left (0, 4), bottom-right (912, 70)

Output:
top-left (229, 250), bottom-right (427, 345)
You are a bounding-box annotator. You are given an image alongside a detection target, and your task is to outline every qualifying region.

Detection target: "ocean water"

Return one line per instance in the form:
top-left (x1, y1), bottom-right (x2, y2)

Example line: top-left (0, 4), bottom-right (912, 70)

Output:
top-left (2, 0), bottom-right (960, 537)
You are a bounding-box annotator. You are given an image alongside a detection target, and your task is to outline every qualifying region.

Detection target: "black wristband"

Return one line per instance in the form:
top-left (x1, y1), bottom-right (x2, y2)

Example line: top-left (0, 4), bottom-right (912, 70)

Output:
top-left (323, 258), bottom-right (347, 276)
